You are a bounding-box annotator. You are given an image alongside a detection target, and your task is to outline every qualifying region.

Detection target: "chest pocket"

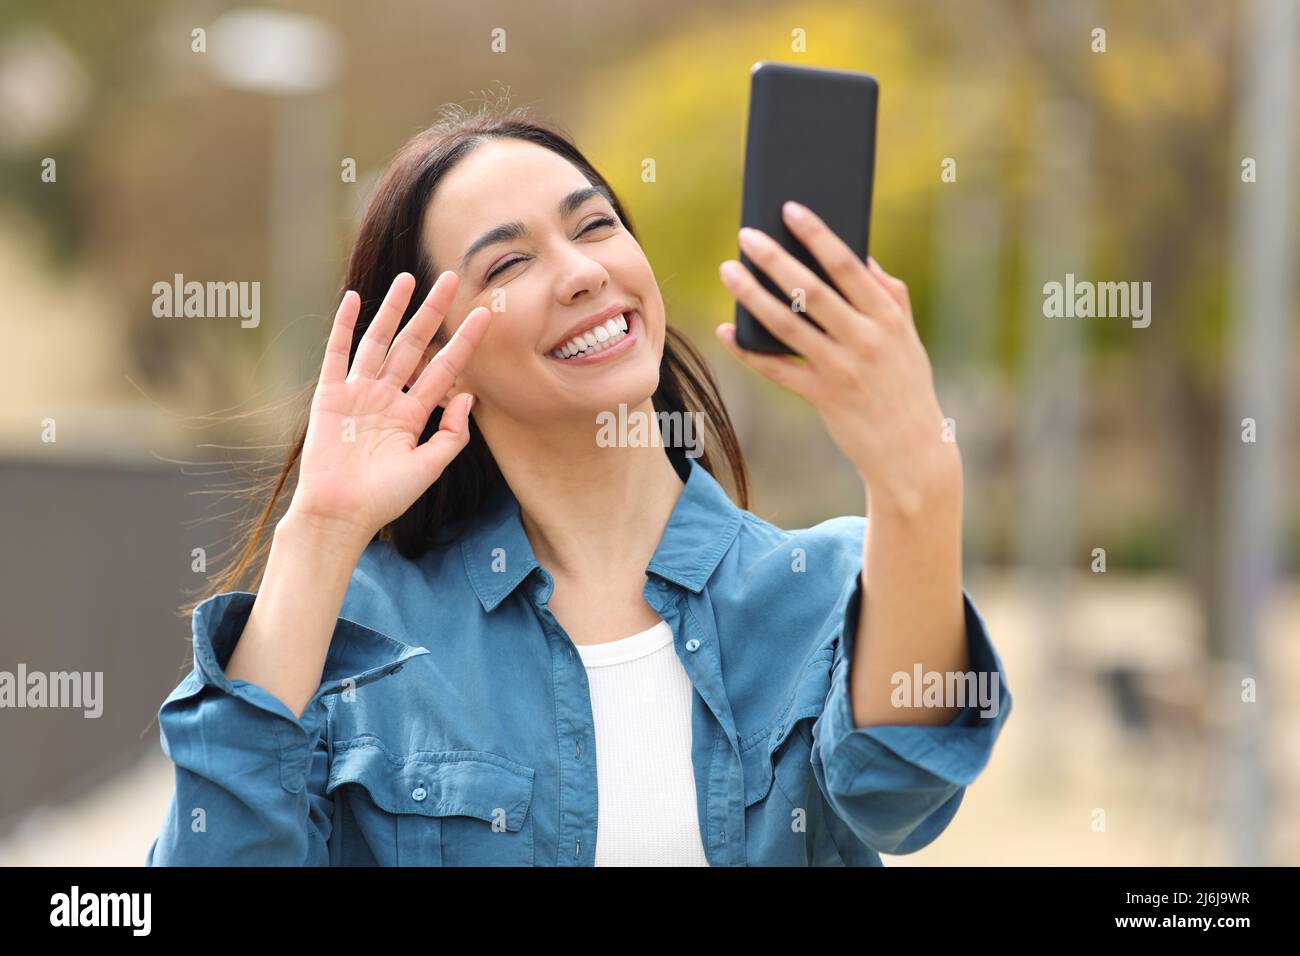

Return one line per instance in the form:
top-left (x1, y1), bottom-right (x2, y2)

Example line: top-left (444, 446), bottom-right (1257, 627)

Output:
top-left (328, 737), bottom-right (535, 866)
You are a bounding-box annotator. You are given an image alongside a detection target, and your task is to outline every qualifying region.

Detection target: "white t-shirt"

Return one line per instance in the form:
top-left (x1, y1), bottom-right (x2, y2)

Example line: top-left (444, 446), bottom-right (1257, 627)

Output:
top-left (574, 619), bottom-right (710, 866)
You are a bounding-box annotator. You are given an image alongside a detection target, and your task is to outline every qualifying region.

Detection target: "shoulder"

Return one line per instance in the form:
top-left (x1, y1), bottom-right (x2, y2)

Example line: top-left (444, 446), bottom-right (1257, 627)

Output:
top-left (703, 508), bottom-right (866, 731)
top-left (704, 507), bottom-right (866, 646)
top-left (338, 535), bottom-right (468, 647)
top-left (727, 508), bottom-right (867, 580)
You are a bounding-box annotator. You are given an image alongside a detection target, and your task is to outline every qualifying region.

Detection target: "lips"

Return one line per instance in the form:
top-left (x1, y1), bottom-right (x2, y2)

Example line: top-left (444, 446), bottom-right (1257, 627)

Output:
top-left (546, 310), bottom-right (640, 365)
top-left (544, 303), bottom-right (636, 355)
top-left (549, 311), bottom-right (627, 359)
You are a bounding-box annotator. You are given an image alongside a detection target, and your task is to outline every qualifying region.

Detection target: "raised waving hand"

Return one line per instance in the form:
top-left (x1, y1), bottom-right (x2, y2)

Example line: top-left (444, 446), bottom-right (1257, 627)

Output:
top-left (290, 270), bottom-right (492, 541)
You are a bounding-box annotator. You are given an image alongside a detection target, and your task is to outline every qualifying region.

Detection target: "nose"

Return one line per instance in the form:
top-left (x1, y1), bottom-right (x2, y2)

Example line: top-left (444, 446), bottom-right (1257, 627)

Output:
top-left (553, 243), bottom-right (609, 305)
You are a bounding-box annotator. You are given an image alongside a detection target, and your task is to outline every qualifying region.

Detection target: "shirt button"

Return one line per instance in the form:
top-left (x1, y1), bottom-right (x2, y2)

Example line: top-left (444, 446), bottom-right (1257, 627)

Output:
top-left (685, 638), bottom-right (701, 652)
top-left (411, 786), bottom-right (427, 802)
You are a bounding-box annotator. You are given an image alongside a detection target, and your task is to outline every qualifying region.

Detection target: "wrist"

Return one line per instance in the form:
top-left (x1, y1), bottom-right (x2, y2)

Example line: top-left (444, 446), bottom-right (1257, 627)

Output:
top-left (276, 506), bottom-right (373, 560)
top-left (861, 446), bottom-right (962, 521)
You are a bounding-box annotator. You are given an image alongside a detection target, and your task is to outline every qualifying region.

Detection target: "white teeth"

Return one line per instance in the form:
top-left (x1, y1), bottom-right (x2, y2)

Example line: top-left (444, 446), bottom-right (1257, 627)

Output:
top-left (550, 311), bottom-right (633, 360)
top-left (546, 312), bottom-right (631, 361)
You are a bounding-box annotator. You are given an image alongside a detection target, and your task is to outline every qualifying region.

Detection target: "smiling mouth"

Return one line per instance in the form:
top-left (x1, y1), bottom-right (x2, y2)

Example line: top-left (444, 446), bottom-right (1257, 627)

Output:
top-left (546, 311), bottom-right (639, 364)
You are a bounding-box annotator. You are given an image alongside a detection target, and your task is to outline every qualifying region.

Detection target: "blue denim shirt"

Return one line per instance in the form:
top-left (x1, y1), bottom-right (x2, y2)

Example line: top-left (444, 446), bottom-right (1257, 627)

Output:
top-left (147, 454), bottom-right (1011, 866)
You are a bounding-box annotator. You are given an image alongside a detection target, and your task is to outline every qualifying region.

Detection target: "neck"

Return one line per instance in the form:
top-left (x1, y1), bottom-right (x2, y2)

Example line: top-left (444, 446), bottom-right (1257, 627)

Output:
top-left (487, 397), bottom-right (687, 583)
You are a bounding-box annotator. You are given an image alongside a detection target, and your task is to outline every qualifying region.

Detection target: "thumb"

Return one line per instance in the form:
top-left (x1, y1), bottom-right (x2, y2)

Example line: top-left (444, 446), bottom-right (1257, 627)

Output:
top-left (416, 392), bottom-right (475, 475)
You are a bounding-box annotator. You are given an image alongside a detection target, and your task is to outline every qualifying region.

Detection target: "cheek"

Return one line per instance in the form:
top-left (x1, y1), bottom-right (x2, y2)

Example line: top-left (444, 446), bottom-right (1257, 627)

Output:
top-left (618, 247), bottom-right (661, 313)
top-left (452, 311), bottom-right (546, 389)
top-left (618, 242), bottom-right (654, 281)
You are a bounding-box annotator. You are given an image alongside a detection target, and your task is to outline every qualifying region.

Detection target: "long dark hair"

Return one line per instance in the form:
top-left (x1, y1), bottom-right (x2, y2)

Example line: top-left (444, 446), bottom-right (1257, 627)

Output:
top-left (181, 102), bottom-right (749, 619)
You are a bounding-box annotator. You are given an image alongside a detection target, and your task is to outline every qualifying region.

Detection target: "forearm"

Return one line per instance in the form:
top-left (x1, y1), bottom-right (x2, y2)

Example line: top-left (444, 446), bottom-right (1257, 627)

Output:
top-left (225, 510), bottom-right (371, 722)
top-left (849, 452), bottom-right (968, 728)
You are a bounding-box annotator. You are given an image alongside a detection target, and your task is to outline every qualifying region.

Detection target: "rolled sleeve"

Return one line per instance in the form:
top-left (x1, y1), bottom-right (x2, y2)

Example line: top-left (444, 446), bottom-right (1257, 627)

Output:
top-left (810, 571), bottom-right (1012, 855)
top-left (147, 590), bottom-right (428, 866)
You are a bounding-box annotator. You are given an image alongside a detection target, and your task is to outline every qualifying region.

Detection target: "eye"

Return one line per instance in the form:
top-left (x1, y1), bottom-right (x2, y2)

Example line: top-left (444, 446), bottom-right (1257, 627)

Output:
top-left (486, 256), bottom-right (525, 282)
top-left (484, 216), bottom-right (618, 282)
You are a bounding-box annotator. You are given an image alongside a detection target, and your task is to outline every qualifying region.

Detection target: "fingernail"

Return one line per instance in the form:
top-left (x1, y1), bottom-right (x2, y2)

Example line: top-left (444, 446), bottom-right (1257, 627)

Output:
top-left (783, 201), bottom-right (809, 223)
top-left (467, 394), bottom-right (475, 412)
top-left (737, 227), bottom-right (761, 252)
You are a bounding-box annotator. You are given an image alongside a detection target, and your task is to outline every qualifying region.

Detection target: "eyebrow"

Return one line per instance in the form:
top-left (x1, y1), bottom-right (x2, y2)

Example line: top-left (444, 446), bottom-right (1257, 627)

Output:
top-left (457, 185), bottom-right (613, 273)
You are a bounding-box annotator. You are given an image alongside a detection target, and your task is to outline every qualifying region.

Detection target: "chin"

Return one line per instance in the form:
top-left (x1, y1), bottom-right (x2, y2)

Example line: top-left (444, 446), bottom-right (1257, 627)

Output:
top-left (585, 364), bottom-right (662, 410)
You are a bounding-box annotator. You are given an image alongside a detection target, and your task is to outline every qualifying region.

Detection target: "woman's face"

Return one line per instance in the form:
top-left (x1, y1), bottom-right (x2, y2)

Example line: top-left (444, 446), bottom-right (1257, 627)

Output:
top-left (420, 138), bottom-right (665, 428)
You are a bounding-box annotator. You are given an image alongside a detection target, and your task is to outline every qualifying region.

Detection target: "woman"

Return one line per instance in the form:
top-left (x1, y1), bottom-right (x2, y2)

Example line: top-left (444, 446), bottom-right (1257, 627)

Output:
top-left (147, 104), bottom-right (1011, 867)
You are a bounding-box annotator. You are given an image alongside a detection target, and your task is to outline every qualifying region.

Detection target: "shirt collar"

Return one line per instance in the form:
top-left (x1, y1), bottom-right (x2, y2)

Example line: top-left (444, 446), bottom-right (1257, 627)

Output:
top-left (461, 454), bottom-right (743, 612)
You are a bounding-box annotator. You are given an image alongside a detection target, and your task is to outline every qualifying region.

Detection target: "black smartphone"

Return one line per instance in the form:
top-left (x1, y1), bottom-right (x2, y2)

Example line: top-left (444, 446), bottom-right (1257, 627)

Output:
top-left (734, 62), bottom-right (878, 354)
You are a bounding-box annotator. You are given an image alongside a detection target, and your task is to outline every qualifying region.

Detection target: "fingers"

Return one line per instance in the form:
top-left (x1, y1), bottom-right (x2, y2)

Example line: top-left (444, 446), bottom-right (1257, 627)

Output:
top-left (319, 290), bottom-right (361, 387)
top-left (348, 273), bottom-right (417, 382)
top-left (778, 202), bottom-right (901, 326)
top-left (407, 304), bottom-right (494, 412)
top-left (718, 258), bottom-right (832, 363)
top-left (377, 271), bottom-right (459, 390)
top-left (713, 322), bottom-right (816, 399)
top-left (868, 256), bottom-right (912, 317)
top-left (415, 391), bottom-right (476, 476)
top-left (736, 223), bottom-right (861, 347)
